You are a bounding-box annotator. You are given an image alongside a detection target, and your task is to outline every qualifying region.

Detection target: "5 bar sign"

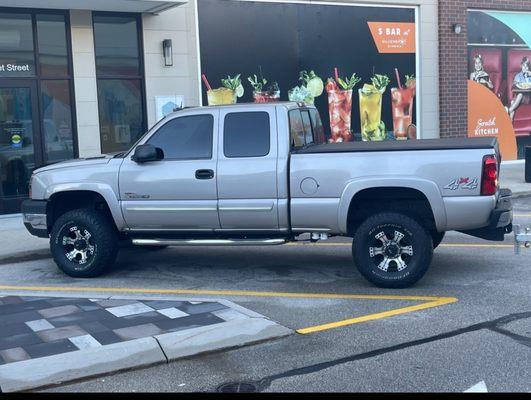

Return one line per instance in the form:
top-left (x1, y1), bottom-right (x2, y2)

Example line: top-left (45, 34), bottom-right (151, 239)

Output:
top-left (444, 177), bottom-right (479, 191)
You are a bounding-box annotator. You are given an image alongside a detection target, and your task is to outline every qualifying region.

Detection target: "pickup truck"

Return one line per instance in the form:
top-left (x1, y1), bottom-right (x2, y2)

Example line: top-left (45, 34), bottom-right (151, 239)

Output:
top-left (22, 102), bottom-right (515, 288)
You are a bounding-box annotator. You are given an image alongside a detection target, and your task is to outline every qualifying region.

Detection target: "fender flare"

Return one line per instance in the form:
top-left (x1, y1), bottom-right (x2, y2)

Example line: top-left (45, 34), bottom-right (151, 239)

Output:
top-left (45, 182), bottom-right (126, 231)
top-left (337, 177), bottom-right (447, 234)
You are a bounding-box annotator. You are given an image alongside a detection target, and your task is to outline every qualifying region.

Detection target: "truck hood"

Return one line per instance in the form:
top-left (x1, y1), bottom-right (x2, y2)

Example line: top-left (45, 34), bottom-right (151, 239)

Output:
top-left (33, 155), bottom-right (115, 174)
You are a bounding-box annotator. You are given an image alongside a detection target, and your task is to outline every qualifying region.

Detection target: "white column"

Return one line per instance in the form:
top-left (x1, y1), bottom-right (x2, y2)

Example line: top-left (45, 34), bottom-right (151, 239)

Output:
top-left (142, 2), bottom-right (200, 129)
top-left (70, 10), bottom-right (102, 157)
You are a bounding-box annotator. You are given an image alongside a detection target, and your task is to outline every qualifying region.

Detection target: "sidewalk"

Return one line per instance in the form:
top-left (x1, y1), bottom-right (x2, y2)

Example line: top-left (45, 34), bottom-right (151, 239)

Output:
top-left (0, 293), bottom-right (291, 392)
top-left (0, 161), bottom-right (529, 264)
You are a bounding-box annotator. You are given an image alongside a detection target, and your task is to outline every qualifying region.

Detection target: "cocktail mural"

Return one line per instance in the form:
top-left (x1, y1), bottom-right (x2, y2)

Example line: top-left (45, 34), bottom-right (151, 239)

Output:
top-left (326, 68), bottom-right (361, 143)
top-left (391, 69), bottom-right (416, 140)
top-left (248, 67), bottom-right (280, 103)
top-left (288, 70), bottom-right (324, 105)
top-left (359, 73), bottom-right (390, 141)
top-left (202, 74), bottom-right (244, 105)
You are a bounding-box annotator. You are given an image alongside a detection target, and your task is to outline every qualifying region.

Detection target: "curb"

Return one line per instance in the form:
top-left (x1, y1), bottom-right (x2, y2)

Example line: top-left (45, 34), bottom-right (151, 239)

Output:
top-left (0, 294), bottom-right (293, 393)
top-left (0, 337), bottom-right (166, 393)
top-left (512, 191), bottom-right (531, 199)
top-left (0, 250), bottom-right (51, 266)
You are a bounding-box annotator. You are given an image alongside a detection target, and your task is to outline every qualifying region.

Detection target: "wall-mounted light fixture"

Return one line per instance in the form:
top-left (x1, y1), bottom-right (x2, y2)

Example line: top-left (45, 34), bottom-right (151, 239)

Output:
top-left (162, 39), bottom-right (173, 67)
top-left (453, 23), bottom-right (463, 35)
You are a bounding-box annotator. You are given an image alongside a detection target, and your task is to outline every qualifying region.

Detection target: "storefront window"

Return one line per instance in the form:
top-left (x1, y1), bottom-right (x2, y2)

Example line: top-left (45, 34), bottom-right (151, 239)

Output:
top-left (41, 80), bottom-right (74, 163)
top-left (93, 13), bottom-right (146, 153)
top-left (0, 9), bottom-right (75, 214)
top-left (36, 14), bottom-right (69, 76)
top-left (93, 15), bottom-right (141, 77)
top-left (97, 79), bottom-right (144, 153)
top-left (0, 13), bottom-right (35, 77)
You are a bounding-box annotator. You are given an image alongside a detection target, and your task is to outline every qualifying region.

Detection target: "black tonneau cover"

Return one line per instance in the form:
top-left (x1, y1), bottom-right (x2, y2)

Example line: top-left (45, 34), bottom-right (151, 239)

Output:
top-left (294, 137), bottom-right (498, 154)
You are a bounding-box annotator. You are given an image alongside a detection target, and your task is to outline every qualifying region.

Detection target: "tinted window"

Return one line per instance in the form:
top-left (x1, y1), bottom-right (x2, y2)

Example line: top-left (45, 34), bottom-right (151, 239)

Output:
top-left (93, 14), bottom-right (140, 76)
top-left (148, 115), bottom-right (213, 160)
top-left (309, 109), bottom-right (326, 144)
top-left (224, 112), bottom-right (270, 157)
top-left (289, 110), bottom-right (304, 148)
top-left (301, 110), bottom-right (314, 145)
top-left (0, 13), bottom-right (35, 77)
top-left (97, 79), bottom-right (145, 153)
top-left (41, 80), bottom-right (75, 163)
top-left (37, 14), bottom-right (68, 76)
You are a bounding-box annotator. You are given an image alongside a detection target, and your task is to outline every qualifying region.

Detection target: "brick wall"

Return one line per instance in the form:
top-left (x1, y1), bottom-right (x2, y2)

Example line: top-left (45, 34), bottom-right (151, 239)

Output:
top-left (439, 0), bottom-right (531, 138)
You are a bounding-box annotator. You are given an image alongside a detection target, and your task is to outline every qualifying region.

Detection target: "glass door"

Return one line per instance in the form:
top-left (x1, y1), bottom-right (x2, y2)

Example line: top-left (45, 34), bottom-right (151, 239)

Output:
top-left (0, 80), bottom-right (41, 214)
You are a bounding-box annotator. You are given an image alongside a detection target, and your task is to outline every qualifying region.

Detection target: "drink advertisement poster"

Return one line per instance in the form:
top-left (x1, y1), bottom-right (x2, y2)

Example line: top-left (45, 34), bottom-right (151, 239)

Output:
top-left (197, 0), bottom-right (417, 143)
top-left (467, 10), bottom-right (531, 160)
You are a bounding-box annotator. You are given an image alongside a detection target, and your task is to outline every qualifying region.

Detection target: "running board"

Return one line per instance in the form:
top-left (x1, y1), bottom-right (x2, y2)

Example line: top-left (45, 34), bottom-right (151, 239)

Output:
top-left (132, 238), bottom-right (287, 247)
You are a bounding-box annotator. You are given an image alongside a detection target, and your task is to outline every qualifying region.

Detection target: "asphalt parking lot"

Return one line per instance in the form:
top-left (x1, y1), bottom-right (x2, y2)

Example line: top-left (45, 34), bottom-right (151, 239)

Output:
top-left (0, 198), bottom-right (530, 392)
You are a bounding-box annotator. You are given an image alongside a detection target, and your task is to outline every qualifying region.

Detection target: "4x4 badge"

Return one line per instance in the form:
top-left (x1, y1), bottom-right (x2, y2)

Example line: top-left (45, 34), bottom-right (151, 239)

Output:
top-left (444, 177), bottom-right (479, 191)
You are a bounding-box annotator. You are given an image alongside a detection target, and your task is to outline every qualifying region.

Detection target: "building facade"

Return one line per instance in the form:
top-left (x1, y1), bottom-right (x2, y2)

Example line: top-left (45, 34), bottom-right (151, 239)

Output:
top-left (0, 0), bottom-right (439, 214)
top-left (439, 0), bottom-right (531, 160)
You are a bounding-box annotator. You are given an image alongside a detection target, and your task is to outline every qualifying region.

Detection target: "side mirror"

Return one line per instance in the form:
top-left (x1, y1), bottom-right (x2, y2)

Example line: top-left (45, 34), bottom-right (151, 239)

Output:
top-left (131, 144), bottom-right (164, 163)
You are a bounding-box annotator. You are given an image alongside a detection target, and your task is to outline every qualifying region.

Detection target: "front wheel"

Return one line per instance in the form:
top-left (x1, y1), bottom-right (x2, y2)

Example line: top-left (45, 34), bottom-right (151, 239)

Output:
top-left (352, 212), bottom-right (433, 288)
top-left (50, 209), bottom-right (118, 278)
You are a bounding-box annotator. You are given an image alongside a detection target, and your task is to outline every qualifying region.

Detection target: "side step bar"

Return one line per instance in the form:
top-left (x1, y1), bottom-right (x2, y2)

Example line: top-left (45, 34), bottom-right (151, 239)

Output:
top-left (132, 238), bottom-right (287, 247)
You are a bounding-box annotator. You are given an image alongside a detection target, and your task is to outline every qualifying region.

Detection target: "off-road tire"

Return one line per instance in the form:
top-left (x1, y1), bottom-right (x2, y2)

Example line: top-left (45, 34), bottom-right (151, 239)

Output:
top-left (352, 212), bottom-right (433, 288)
top-left (50, 208), bottom-right (118, 278)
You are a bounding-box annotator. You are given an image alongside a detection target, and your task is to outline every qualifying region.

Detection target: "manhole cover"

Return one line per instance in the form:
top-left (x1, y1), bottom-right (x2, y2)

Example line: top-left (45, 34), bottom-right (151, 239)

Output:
top-left (217, 382), bottom-right (258, 393)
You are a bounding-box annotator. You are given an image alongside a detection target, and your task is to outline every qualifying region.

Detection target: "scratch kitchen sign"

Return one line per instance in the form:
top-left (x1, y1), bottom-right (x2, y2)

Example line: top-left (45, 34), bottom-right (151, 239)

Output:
top-left (467, 80), bottom-right (517, 160)
top-left (368, 22), bottom-right (416, 53)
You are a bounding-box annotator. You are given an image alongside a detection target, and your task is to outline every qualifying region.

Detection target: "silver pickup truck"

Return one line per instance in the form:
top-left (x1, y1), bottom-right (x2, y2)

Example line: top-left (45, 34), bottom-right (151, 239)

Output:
top-left (22, 102), bottom-right (516, 288)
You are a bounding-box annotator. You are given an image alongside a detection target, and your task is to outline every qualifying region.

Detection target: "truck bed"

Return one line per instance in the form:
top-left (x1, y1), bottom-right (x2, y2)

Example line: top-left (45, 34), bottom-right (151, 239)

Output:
top-left (294, 137), bottom-right (498, 154)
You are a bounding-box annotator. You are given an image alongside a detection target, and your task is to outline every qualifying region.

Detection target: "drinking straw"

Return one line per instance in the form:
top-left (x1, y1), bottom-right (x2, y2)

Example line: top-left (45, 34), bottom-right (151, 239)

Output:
top-left (395, 68), bottom-right (402, 90)
top-left (334, 67), bottom-right (339, 82)
top-left (201, 74), bottom-right (212, 91)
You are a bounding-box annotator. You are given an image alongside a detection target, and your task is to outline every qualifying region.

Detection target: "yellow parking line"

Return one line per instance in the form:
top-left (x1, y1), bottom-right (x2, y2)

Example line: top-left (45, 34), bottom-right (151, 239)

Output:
top-left (298, 297), bottom-right (457, 334)
top-left (286, 242), bottom-right (513, 248)
top-left (514, 213), bottom-right (531, 218)
top-left (0, 284), bottom-right (457, 334)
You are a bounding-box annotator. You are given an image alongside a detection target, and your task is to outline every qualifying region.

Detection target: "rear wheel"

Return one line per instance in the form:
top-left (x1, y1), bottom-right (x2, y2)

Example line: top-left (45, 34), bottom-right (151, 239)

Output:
top-left (352, 212), bottom-right (433, 288)
top-left (50, 209), bottom-right (118, 278)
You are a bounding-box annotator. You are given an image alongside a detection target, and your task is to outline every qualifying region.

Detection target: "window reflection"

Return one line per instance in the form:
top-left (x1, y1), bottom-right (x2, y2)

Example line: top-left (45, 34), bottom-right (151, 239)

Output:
top-left (93, 15), bottom-right (141, 76)
top-left (97, 79), bottom-right (144, 153)
top-left (41, 80), bottom-right (74, 163)
top-left (37, 14), bottom-right (69, 76)
top-left (0, 13), bottom-right (35, 77)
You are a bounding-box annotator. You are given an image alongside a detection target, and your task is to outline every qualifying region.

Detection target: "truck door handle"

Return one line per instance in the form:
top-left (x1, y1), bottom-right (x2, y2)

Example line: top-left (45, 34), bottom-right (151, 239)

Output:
top-left (195, 169), bottom-right (214, 180)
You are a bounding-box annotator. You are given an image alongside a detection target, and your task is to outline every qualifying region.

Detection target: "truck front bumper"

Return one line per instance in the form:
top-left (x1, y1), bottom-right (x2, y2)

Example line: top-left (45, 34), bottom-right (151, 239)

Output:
top-left (458, 188), bottom-right (513, 241)
top-left (22, 199), bottom-right (49, 238)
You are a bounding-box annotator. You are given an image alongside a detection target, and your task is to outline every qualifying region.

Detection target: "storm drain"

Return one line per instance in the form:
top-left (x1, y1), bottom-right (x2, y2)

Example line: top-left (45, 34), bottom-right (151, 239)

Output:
top-left (216, 382), bottom-right (258, 393)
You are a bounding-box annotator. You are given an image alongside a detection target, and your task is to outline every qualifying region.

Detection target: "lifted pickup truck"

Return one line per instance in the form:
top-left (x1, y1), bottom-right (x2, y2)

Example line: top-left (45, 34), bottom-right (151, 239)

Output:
top-left (22, 102), bottom-right (515, 288)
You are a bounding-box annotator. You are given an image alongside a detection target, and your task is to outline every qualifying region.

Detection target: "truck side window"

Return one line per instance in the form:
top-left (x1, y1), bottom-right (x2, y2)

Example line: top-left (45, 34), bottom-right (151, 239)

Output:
top-left (301, 110), bottom-right (314, 146)
top-left (289, 110), bottom-right (305, 149)
top-left (147, 115), bottom-right (213, 160)
top-left (224, 112), bottom-right (270, 158)
top-left (309, 109), bottom-right (326, 144)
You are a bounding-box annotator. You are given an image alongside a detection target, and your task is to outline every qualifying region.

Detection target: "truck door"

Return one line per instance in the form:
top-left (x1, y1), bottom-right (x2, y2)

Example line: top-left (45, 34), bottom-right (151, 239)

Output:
top-left (119, 110), bottom-right (220, 231)
top-left (217, 108), bottom-right (279, 230)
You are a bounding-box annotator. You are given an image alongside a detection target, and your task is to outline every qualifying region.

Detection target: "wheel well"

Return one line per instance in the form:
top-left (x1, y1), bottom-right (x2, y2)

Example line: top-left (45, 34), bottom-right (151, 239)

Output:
top-left (347, 187), bottom-right (436, 236)
top-left (47, 191), bottom-right (115, 232)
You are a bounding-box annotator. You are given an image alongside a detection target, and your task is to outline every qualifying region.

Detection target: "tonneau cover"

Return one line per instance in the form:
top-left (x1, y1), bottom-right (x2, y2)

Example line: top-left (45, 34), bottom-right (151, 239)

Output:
top-left (294, 137), bottom-right (498, 154)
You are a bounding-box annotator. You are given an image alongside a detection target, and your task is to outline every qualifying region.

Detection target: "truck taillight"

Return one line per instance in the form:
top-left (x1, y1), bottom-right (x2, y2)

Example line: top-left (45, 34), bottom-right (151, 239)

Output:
top-left (481, 155), bottom-right (498, 196)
